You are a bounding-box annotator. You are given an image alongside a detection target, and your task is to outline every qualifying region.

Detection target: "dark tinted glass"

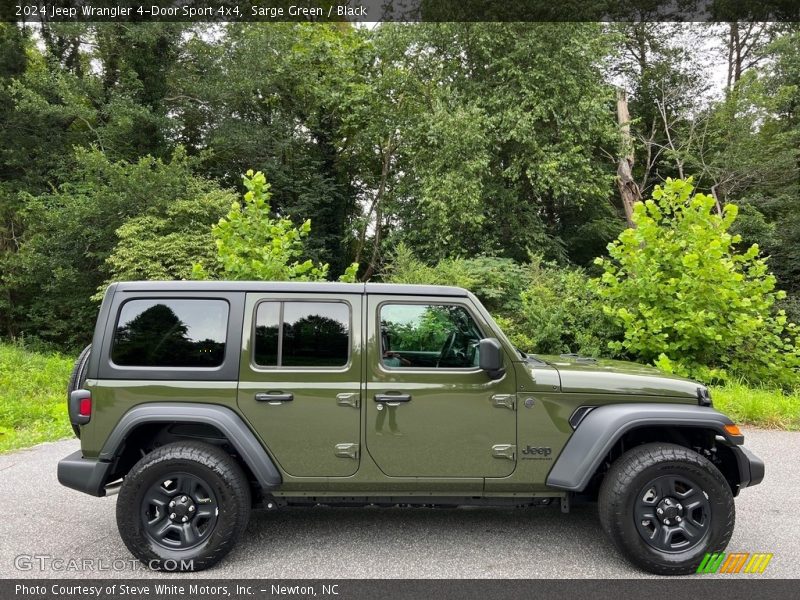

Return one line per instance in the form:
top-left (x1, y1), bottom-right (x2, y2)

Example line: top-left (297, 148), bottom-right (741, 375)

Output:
top-left (282, 302), bottom-right (349, 367)
top-left (112, 299), bottom-right (228, 367)
top-left (253, 302), bottom-right (280, 366)
top-left (254, 301), bottom-right (350, 367)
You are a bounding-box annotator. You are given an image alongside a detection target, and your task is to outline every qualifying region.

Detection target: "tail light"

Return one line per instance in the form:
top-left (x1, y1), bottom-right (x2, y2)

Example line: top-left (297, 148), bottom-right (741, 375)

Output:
top-left (78, 396), bottom-right (92, 418)
top-left (69, 389), bottom-right (92, 426)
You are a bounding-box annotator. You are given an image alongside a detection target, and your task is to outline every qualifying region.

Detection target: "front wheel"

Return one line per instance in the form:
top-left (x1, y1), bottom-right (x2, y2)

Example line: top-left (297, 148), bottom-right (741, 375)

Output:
top-left (598, 442), bottom-right (735, 575)
top-left (116, 441), bottom-right (251, 571)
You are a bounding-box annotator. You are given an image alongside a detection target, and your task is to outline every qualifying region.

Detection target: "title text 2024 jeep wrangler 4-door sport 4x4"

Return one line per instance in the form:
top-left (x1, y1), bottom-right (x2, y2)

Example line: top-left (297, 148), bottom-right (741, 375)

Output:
top-left (58, 281), bottom-right (764, 575)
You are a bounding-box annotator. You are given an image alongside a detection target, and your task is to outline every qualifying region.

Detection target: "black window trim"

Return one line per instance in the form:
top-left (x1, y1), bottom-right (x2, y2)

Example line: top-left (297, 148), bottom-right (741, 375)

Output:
top-left (251, 298), bottom-right (353, 372)
top-left (376, 299), bottom-right (487, 373)
top-left (98, 292), bottom-right (244, 381)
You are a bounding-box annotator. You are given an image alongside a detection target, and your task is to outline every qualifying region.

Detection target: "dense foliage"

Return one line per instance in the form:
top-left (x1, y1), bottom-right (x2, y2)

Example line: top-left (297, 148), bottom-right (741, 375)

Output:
top-left (192, 170), bottom-right (357, 282)
top-left (595, 179), bottom-right (799, 386)
top-left (0, 22), bottom-right (798, 390)
top-left (4, 149), bottom-right (228, 347)
top-left (383, 246), bottom-right (621, 359)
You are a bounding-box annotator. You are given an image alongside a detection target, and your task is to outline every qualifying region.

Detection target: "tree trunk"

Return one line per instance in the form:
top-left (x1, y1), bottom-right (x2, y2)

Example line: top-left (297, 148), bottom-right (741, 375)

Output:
top-left (616, 88), bottom-right (642, 228)
top-left (710, 184), bottom-right (723, 216)
top-left (726, 23), bottom-right (737, 90)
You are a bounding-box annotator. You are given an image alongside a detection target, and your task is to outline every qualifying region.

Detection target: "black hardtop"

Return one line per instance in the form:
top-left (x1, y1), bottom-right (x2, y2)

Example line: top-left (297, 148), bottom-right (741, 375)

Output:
top-left (110, 280), bottom-right (468, 297)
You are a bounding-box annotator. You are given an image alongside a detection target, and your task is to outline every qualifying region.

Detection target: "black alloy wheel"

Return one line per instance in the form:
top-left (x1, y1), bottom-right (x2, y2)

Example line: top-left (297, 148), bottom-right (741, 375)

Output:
top-left (141, 472), bottom-right (219, 550)
top-left (633, 473), bottom-right (711, 553)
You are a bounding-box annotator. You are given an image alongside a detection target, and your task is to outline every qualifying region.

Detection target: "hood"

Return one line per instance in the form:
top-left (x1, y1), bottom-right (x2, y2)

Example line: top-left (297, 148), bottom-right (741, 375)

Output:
top-left (534, 354), bottom-right (701, 399)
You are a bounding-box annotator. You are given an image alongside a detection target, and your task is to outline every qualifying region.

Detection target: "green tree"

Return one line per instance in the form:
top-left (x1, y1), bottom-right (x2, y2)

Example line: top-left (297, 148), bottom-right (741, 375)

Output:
top-left (97, 190), bottom-right (235, 294)
top-left (610, 23), bottom-right (710, 196)
top-left (5, 148), bottom-right (226, 347)
top-left (383, 23), bottom-right (620, 265)
top-left (594, 178), bottom-right (799, 387)
top-left (499, 258), bottom-right (621, 357)
top-left (193, 170), bottom-right (358, 282)
top-left (172, 24), bottom-right (365, 276)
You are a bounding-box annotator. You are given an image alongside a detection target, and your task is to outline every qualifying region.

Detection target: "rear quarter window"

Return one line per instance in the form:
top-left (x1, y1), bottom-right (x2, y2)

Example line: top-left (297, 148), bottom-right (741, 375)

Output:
top-left (111, 299), bottom-right (229, 367)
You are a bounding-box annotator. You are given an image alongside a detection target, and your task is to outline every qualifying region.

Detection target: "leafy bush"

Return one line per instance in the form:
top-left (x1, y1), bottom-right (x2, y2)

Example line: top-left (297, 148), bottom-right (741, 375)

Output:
top-left (498, 257), bottom-right (621, 357)
top-left (193, 171), bottom-right (358, 282)
top-left (382, 243), bottom-right (531, 315)
top-left (383, 245), bottom-right (618, 357)
top-left (594, 178), bottom-right (800, 387)
top-left (96, 190), bottom-right (235, 298)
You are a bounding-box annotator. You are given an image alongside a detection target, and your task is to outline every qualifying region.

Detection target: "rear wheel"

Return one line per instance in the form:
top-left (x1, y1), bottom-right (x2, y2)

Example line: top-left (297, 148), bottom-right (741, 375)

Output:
top-left (598, 442), bottom-right (734, 575)
top-left (117, 441), bottom-right (251, 571)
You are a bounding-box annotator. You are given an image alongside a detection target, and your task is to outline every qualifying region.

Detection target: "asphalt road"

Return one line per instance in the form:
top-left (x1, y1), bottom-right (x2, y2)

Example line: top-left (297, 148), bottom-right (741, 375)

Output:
top-left (0, 429), bottom-right (796, 579)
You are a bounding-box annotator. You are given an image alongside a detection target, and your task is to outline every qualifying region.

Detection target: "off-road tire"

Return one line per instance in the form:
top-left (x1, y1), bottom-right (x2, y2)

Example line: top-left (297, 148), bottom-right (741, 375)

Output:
top-left (598, 442), bottom-right (735, 576)
top-left (66, 344), bottom-right (92, 437)
top-left (117, 441), bottom-right (251, 572)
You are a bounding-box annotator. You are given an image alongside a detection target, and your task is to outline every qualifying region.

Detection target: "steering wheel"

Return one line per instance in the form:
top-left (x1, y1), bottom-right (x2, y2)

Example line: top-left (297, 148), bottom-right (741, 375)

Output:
top-left (437, 331), bottom-right (458, 368)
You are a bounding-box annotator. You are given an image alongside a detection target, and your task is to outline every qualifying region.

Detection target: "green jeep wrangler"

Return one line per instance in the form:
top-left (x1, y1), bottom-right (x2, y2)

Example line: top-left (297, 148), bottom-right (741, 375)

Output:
top-left (58, 281), bottom-right (764, 575)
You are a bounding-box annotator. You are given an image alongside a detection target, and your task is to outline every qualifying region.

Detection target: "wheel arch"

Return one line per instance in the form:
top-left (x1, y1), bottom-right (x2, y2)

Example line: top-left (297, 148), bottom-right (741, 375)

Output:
top-left (101, 403), bottom-right (282, 494)
top-left (546, 403), bottom-right (744, 494)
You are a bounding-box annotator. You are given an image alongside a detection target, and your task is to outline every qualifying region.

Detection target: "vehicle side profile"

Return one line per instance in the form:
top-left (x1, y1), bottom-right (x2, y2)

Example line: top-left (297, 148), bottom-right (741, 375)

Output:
top-left (58, 281), bottom-right (764, 574)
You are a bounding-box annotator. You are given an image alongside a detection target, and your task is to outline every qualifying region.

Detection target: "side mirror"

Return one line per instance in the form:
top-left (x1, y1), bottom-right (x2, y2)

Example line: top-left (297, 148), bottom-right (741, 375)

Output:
top-left (479, 338), bottom-right (506, 380)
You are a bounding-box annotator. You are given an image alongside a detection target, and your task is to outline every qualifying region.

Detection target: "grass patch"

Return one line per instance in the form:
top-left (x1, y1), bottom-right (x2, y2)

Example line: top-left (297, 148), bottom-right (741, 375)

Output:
top-left (711, 380), bottom-right (800, 430)
top-left (0, 342), bottom-right (74, 453)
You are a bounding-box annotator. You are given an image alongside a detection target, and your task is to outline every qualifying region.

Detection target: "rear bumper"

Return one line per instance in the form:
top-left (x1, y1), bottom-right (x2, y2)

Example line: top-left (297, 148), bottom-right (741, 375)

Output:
top-left (732, 445), bottom-right (765, 490)
top-left (57, 450), bottom-right (112, 497)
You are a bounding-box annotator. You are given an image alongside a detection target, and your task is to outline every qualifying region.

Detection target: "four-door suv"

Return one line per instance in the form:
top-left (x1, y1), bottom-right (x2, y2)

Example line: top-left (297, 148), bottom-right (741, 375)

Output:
top-left (59, 281), bottom-right (764, 575)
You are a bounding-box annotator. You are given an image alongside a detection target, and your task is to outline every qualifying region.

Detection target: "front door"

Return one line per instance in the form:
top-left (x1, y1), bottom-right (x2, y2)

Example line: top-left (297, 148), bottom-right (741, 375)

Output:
top-left (238, 293), bottom-right (362, 477)
top-left (365, 295), bottom-right (517, 478)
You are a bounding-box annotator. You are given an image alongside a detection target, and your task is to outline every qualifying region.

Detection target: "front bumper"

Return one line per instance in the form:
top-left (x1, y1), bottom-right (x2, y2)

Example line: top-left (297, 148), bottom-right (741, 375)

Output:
top-left (732, 445), bottom-right (765, 489)
top-left (57, 450), bottom-right (112, 497)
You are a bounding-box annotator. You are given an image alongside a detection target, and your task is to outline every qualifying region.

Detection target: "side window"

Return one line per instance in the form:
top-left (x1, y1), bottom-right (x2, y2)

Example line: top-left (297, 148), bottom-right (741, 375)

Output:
top-left (254, 301), bottom-right (350, 368)
top-left (380, 303), bottom-right (483, 369)
top-left (112, 299), bottom-right (228, 367)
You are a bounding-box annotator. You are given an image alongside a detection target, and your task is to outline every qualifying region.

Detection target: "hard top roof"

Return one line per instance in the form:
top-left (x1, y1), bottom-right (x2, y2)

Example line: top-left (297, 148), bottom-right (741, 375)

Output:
top-left (111, 281), bottom-right (469, 297)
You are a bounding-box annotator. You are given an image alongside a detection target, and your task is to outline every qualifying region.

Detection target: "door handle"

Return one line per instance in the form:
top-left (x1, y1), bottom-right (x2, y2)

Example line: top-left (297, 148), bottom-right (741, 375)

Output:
top-left (255, 392), bottom-right (294, 403)
top-left (374, 393), bottom-right (411, 403)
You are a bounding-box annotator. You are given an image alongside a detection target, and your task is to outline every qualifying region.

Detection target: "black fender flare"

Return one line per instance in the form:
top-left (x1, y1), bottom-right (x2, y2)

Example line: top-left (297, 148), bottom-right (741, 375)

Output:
top-left (545, 403), bottom-right (741, 492)
top-left (100, 402), bottom-right (282, 490)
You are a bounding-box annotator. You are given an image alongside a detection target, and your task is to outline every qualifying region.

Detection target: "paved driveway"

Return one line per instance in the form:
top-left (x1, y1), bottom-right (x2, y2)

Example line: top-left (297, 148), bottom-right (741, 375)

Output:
top-left (0, 429), bottom-right (796, 579)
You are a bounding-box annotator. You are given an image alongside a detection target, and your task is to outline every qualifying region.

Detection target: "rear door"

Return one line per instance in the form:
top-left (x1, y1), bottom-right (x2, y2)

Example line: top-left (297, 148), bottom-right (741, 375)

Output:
top-left (365, 295), bottom-right (517, 478)
top-left (238, 292), bottom-right (362, 477)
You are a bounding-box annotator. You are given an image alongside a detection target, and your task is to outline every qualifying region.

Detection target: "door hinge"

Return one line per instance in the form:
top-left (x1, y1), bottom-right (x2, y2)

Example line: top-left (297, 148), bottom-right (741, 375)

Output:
top-left (336, 392), bottom-right (360, 409)
top-left (492, 444), bottom-right (516, 460)
top-left (491, 394), bottom-right (515, 410)
top-left (334, 443), bottom-right (360, 460)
